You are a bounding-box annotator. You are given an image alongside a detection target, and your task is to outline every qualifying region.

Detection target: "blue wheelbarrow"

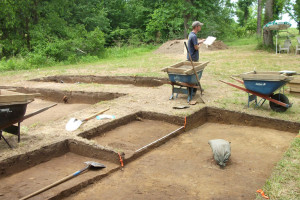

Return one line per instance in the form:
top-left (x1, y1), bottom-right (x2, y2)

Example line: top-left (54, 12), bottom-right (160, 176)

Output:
top-left (162, 61), bottom-right (209, 102)
top-left (220, 71), bottom-right (296, 112)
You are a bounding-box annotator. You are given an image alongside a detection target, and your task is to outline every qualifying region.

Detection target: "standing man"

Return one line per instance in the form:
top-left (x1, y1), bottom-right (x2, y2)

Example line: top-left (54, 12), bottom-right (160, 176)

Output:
top-left (187, 21), bottom-right (205, 62)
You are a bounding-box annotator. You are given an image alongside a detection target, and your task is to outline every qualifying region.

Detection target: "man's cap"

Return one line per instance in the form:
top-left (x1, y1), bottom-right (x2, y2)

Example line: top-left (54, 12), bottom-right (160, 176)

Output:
top-left (192, 21), bottom-right (204, 28)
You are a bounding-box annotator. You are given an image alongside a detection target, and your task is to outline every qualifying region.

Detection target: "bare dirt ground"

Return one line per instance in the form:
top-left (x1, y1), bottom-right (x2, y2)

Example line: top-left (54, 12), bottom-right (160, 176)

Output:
top-left (93, 119), bottom-right (180, 155)
top-left (66, 123), bottom-right (295, 200)
top-left (23, 99), bottom-right (89, 126)
top-left (0, 152), bottom-right (118, 200)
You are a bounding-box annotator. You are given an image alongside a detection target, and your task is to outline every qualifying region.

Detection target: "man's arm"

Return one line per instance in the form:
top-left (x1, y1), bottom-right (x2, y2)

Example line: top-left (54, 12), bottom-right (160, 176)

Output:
top-left (194, 39), bottom-right (206, 50)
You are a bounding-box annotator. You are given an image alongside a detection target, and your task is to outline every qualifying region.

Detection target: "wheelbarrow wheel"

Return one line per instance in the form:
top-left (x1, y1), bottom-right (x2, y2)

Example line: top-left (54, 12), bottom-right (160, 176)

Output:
top-left (269, 93), bottom-right (289, 112)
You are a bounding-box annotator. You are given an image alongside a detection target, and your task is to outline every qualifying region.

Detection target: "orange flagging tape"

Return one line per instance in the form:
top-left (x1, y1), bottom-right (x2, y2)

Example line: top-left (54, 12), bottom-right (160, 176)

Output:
top-left (256, 189), bottom-right (269, 199)
top-left (184, 116), bottom-right (187, 128)
top-left (118, 152), bottom-right (124, 167)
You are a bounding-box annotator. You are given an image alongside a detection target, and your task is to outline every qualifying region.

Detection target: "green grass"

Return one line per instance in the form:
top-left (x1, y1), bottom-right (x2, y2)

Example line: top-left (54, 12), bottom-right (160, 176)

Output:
top-left (103, 44), bottom-right (157, 59)
top-left (224, 36), bottom-right (260, 46)
top-left (256, 135), bottom-right (300, 200)
top-left (0, 44), bottom-right (159, 72)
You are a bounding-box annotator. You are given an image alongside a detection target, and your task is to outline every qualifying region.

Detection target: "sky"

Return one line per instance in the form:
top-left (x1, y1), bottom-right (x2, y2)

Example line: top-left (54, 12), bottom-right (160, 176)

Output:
top-left (231, 0), bottom-right (297, 28)
top-left (282, 13), bottom-right (297, 28)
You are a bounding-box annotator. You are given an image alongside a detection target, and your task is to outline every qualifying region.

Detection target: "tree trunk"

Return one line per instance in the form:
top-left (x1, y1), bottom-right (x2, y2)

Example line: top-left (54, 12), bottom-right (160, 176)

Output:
top-left (263, 0), bottom-right (274, 47)
top-left (183, 14), bottom-right (190, 39)
top-left (32, 0), bottom-right (39, 24)
top-left (256, 0), bottom-right (262, 37)
top-left (25, 17), bottom-right (31, 50)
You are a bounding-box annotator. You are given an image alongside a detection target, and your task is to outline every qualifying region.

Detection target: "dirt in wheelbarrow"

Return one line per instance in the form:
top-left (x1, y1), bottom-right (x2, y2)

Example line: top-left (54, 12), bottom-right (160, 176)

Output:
top-left (67, 123), bottom-right (295, 200)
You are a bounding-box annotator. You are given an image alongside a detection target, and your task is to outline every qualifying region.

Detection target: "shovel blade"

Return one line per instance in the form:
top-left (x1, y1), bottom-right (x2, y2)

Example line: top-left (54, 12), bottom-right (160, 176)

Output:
top-left (66, 118), bottom-right (83, 131)
top-left (85, 161), bottom-right (106, 168)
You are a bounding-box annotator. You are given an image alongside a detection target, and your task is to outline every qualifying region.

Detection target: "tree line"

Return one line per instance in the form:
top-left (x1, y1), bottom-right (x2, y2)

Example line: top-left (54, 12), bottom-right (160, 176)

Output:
top-left (236, 0), bottom-right (299, 46)
top-left (0, 0), bottom-right (299, 65)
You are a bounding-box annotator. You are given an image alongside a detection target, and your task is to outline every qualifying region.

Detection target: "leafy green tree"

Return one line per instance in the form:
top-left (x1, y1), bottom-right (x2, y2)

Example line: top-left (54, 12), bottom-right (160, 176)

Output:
top-left (273, 0), bottom-right (286, 19)
top-left (0, 0), bottom-right (34, 56)
top-left (236, 0), bottom-right (255, 26)
top-left (296, 0), bottom-right (300, 32)
top-left (285, 0), bottom-right (300, 33)
top-left (0, 0), bottom-right (242, 63)
top-left (68, 0), bottom-right (110, 32)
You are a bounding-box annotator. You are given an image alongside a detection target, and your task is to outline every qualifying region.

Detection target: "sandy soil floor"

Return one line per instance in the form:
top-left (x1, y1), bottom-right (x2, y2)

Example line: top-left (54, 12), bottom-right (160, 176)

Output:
top-left (66, 123), bottom-right (295, 200)
top-left (0, 152), bottom-right (118, 200)
top-left (23, 99), bottom-right (90, 125)
top-left (93, 119), bottom-right (180, 155)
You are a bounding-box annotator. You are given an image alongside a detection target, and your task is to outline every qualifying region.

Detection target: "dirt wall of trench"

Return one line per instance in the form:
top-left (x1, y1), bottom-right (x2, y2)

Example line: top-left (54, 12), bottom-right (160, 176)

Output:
top-left (31, 75), bottom-right (169, 87)
top-left (0, 86), bottom-right (126, 104)
top-left (0, 140), bottom-right (120, 178)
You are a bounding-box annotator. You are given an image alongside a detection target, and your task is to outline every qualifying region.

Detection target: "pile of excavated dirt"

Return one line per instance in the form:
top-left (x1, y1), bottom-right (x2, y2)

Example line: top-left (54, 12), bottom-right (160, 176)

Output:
top-left (154, 39), bottom-right (228, 54)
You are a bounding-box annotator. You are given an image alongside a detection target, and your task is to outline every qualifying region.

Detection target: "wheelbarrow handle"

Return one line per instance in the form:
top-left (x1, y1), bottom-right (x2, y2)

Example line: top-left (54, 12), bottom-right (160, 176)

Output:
top-left (22, 103), bottom-right (57, 121)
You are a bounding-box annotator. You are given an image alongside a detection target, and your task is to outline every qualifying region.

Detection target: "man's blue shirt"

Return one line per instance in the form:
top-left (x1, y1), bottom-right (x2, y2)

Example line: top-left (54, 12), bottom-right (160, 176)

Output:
top-left (187, 32), bottom-right (199, 61)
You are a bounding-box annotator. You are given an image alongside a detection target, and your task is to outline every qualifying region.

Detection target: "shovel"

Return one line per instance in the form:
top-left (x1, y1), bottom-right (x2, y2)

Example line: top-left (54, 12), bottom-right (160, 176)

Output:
top-left (184, 42), bottom-right (205, 103)
top-left (20, 161), bottom-right (106, 200)
top-left (66, 108), bottom-right (110, 131)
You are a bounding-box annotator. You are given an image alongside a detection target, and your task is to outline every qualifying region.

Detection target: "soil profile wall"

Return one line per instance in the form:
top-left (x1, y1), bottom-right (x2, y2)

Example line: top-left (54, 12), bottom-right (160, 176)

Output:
top-left (1, 86), bottom-right (126, 104)
top-left (31, 75), bottom-right (169, 87)
top-left (206, 107), bottom-right (300, 133)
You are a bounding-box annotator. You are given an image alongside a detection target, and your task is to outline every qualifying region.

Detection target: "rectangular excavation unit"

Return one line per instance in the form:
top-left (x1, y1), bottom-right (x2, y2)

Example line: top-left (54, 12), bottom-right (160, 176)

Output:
top-left (79, 112), bottom-right (185, 156)
top-left (67, 107), bottom-right (299, 199)
top-left (0, 140), bottom-right (120, 200)
top-left (67, 122), bottom-right (297, 200)
top-left (65, 107), bottom-right (300, 200)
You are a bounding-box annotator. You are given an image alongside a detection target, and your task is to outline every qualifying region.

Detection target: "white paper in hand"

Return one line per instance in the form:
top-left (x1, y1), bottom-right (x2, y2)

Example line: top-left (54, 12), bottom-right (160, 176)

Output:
top-left (203, 36), bottom-right (216, 46)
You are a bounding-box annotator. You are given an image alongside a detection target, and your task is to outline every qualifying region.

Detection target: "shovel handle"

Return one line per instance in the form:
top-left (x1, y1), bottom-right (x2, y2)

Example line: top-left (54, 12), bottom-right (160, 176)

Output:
top-left (20, 165), bottom-right (90, 200)
top-left (83, 108), bottom-right (110, 121)
top-left (184, 42), bottom-right (205, 103)
top-left (184, 42), bottom-right (201, 86)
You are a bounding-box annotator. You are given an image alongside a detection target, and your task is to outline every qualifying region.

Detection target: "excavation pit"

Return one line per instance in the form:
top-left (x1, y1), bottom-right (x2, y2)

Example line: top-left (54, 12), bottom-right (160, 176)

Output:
top-left (31, 75), bottom-right (169, 87)
top-left (0, 140), bottom-right (119, 200)
top-left (67, 122), bottom-right (297, 200)
top-left (79, 112), bottom-right (184, 156)
top-left (2, 86), bottom-right (126, 104)
top-left (67, 107), bottom-right (300, 200)
top-left (0, 86), bottom-right (125, 125)
top-left (1, 107), bottom-right (299, 199)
